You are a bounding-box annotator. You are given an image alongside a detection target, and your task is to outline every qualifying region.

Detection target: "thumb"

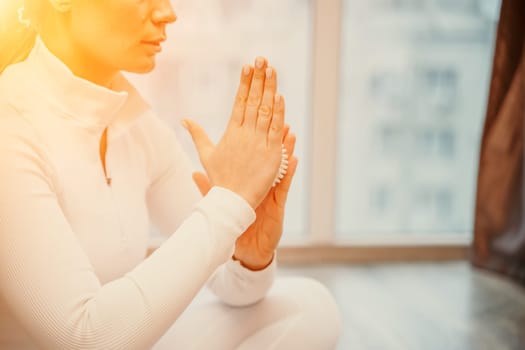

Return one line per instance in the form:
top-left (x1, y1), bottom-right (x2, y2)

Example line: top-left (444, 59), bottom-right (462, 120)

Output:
top-left (192, 171), bottom-right (212, 196)
top-left (181, 119), bottom-right (214, 162)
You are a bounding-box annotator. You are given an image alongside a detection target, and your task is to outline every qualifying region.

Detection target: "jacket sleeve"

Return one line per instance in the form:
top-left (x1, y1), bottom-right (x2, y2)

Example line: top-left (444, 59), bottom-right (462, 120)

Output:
top-left (0, 114), bottom-right (255, 350)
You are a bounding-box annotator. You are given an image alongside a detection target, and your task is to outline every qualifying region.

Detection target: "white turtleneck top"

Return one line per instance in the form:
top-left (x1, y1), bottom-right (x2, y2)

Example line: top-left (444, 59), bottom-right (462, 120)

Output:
top-left (0, 37), bottom-right (276, 350)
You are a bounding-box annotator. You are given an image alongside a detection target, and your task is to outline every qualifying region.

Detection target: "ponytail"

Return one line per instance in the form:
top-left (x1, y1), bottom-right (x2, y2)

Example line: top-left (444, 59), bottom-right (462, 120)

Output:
top-left (0, 0), bottom-right (37, 74)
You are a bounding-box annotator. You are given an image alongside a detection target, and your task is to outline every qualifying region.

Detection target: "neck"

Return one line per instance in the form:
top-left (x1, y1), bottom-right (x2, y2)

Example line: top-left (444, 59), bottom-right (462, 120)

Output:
top-left (39, 33), bottom-right (118, 89)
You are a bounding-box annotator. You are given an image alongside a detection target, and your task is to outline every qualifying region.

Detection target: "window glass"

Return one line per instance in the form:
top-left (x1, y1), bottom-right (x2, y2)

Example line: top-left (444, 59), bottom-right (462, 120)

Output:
top-left (335, 0), bottom-right (501, 236)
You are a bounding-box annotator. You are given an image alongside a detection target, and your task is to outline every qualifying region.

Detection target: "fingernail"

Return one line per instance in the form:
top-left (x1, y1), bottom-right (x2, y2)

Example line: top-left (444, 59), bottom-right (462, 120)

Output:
top-left (243, 65), bottom-right (251, 76)
top-left (266, 67), bottom-right (273, 79)
top-left (256, 57), bottom-right (264, 69)
top-left (275, 94), bottom-right (282, 105)
top-left (180, 119), bottom-right (189, 130)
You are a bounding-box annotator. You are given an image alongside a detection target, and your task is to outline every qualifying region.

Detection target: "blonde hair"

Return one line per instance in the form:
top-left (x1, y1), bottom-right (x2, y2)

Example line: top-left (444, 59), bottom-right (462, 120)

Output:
top-left (0, 0), bottom-right (39, 74)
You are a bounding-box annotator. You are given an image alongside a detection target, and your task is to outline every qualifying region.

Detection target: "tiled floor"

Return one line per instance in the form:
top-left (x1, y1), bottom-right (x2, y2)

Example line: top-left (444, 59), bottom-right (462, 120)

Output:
top-left (279, 262), bottom-right (525, 350)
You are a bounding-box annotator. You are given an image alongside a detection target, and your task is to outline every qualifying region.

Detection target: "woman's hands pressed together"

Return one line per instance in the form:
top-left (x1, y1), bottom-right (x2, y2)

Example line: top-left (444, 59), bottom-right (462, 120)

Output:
top-left (185, 56), bottom-right (299, 270)
top-left (182, 57), bottom-right (287, 209)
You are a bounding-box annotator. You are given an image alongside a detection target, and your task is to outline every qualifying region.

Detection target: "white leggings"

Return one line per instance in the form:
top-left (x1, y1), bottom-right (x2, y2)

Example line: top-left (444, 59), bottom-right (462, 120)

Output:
top-left (152, 277), bottom-right (342, 350)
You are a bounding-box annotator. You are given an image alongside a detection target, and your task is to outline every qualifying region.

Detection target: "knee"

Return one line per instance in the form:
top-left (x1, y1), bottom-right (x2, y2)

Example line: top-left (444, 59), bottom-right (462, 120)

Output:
top-left (277, 277), bottom-right (342, 349)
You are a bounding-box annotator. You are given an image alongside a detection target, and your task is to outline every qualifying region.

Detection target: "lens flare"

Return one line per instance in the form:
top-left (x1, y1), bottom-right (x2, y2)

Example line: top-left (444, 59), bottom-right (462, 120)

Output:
top-left (0, 0), bottom-right (37, 74)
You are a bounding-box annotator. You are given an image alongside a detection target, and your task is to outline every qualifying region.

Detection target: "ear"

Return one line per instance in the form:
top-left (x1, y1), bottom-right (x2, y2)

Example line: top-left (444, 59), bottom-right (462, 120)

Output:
top-left (49, 0), bottom-right (72, 12)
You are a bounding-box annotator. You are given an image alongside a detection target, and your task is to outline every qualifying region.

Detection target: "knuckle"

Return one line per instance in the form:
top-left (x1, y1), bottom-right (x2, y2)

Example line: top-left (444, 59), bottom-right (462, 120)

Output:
top-left (254, 70), bottom-right (265, 79)
top-left (270, 125), bottom-right (282, 133)
top-left (265, 77), bottom-right (276, 88)
top-left (247, 95), bottom-right (261, 107)
top-left (235, 94), bottom-right (247, 105)
top-left (258, 105), bottom-right (272, 118)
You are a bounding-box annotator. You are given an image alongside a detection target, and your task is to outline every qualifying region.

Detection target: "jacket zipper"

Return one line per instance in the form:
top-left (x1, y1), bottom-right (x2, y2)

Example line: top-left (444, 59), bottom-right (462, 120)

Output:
top-left (103, 127), bottom-right (127, 248)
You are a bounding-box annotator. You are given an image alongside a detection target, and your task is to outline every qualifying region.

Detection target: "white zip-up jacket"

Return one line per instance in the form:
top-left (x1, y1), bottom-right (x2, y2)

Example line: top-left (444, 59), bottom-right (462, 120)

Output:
top-left (0, 36), bottom-right (276, 350)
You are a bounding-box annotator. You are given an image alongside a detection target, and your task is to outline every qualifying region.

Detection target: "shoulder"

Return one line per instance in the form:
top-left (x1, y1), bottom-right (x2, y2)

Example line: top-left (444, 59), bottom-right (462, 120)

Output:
top-left (0, 102), bottom-right (34, 139)
top-left (0, 59), bottom-right (32, 101)
top-left (0, 100), bottom-right (51, 168)
top-left (0, 59), bottom-right (40, 130)
top-left (0, 105), bottom-right (56, 196)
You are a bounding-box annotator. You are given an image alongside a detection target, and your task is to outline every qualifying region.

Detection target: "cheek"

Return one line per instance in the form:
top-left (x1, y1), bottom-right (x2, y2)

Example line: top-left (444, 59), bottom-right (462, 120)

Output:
top-left (110, 13), bottom-right (144, 37)
top-left (69, 1), bottom-right (154, 71)
top-left (112, 1), bottom-right (149, 34)
top-left (71, 2), bottom-right (146, 49)
top-left (71, 17), bottom-right (145, 69)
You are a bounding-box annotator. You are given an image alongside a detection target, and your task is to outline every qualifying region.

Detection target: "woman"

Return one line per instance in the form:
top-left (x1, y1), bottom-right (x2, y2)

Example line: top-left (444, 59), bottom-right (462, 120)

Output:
top-left (0, 0), bottom-right (342, 349)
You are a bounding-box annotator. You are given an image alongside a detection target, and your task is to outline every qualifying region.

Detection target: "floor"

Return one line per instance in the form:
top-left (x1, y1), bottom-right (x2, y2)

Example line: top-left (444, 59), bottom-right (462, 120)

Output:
top-left (279, 262), bottom-right (525, 350)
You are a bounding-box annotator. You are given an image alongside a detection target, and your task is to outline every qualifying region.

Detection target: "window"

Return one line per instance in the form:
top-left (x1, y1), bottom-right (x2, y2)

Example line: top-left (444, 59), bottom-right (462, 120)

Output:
top-left (132, 0), bottom-right (500, 245)
top-left (370, 185), bottom-right (393, 215)
top-left (418, 67), bottom-right (458, 113)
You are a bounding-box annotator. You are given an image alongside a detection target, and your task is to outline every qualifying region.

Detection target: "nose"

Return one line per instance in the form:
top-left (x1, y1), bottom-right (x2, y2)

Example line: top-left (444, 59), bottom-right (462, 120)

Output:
top-left (152, 0), bottom-right (177, 24)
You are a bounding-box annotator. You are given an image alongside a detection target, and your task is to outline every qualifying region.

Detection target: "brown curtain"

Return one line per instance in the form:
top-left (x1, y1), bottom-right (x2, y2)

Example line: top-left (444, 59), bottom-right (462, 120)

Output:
top-left (472, 0), bottom-right (525, 284)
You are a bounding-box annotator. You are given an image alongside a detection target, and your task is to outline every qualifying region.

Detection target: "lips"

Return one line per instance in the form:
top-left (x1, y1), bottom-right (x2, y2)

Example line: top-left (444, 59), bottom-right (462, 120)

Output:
top-left (142, 40), bottom-right (163, 45)
top-left (142, 37), bottom-right (166, 45)
top-left (141, 41), bottom-right (162, 54)
top-left (141, 36), bottom-right (165, 54)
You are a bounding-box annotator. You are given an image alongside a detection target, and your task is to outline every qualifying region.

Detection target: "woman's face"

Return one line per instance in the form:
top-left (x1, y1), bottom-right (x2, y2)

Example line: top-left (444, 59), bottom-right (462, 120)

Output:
top-left (68, 0), bottom-right (176, 73)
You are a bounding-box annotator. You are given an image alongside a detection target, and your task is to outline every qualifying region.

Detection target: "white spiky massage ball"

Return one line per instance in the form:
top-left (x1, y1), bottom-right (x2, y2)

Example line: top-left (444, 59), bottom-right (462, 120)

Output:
top-left (272, 144), bottom-right (288, 187)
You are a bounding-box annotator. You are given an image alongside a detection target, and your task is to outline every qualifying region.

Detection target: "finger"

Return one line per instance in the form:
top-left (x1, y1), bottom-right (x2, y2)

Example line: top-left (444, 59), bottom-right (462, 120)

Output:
top-left (282, 124), bottom-right (290, 142)
top-left (275, 156), bottom-right (298, 204)
top-left (230, 65), bottom-right (253, 127)
top-left (268, 94), bottom-right (285, 146)
top-left (244, 56), bottom-right (267, 130)
top-left (181, 119), bottom-right (214, 164)
top-left (192, 172), bottom-right (212, 196)
top-left (256, 67), bottom-right (277, 135)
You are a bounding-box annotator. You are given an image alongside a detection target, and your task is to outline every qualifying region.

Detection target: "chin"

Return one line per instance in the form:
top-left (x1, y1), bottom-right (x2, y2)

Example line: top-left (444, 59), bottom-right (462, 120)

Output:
top-left (126, 58), bottom-right (157, 74)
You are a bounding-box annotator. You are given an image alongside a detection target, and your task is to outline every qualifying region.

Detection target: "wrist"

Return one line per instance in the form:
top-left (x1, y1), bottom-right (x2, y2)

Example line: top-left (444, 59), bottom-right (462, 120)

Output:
top-left (232, 252), bottom-right (274, 271)
top-left (213, 185), bottom-right (258, 210)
